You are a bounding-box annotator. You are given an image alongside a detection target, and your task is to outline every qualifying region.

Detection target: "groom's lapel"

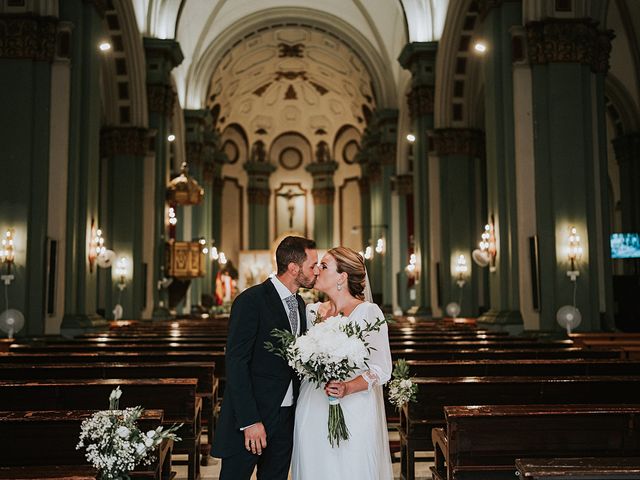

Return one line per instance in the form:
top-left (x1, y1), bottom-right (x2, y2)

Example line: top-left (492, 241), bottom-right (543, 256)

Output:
top-left (296, 294), bottom-right (307, 335)
top-left (263, 279), bottom-right (292, 332)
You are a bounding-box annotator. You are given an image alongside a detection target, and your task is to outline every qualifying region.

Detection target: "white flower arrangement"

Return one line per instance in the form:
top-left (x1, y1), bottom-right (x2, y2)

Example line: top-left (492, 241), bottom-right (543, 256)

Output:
top-left (387, 359), bottom-right (418, 410)
top-left (76, 387), bottom-right (182, 480)
top-left (266, 313), bottom-right (386, 447)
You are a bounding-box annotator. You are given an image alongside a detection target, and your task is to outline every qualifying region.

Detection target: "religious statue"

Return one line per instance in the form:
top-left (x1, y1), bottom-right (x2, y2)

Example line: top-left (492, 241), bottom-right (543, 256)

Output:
top-left (315, 140), bottom-right (331, 163)
top-left (250, 140), bottom-right (266, 162)
top-left (277, 188), bottom-right (305, 229)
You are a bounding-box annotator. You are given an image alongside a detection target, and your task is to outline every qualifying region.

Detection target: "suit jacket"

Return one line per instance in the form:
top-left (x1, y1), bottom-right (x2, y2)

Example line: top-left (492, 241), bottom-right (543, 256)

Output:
top-left (211, 278), bottom-right (307, 458)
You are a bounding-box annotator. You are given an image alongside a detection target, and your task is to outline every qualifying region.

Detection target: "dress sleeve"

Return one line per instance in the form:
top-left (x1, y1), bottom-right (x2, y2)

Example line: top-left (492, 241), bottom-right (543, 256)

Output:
top-left (361, 303), bottom-right (393, 389)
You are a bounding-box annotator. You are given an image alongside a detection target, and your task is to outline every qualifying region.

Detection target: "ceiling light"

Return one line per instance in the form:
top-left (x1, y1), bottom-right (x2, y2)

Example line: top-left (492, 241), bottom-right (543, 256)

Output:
top-left (99, 42), bottom-right (111, 52)
top-left (167, 134), bottom-right (176, 142)
top-left (473, 41), bottom-right (487, 54)
top-left (406, 134), bottom-right (416, 143)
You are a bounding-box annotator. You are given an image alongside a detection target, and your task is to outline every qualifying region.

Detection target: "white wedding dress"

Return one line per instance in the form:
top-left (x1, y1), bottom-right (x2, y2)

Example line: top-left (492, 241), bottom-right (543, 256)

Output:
top-left (291, 301), bottom-right (394, 480)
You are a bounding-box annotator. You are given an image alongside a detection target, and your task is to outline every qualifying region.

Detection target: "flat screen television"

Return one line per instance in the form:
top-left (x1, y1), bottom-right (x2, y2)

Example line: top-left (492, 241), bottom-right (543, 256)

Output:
top-left (610, 233), bottom-right (640, 259)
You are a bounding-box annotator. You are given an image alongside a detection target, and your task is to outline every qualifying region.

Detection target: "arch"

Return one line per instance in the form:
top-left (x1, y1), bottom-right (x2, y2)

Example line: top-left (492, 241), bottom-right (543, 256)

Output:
top-left (605, 74), bottom-right (640, 134)
top-left (184, 7), bottom-right (396, 111)
top-left (269, 131), bottom-right (313, 168)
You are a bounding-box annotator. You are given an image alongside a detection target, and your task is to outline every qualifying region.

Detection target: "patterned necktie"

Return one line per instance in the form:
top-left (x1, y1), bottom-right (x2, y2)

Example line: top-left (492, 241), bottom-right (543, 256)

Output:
top-left (285, 295), bottom-right (298, 336)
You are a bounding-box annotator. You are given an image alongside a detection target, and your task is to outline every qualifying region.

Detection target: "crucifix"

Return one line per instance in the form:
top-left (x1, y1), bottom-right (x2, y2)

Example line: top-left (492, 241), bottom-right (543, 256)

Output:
top-left (277, 188), bottom-right (305, 229)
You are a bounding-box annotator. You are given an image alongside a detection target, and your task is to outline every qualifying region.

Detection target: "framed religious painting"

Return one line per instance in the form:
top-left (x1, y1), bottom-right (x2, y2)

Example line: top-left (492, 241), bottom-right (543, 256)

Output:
top-left (274, 182), bottom-right (307, 238)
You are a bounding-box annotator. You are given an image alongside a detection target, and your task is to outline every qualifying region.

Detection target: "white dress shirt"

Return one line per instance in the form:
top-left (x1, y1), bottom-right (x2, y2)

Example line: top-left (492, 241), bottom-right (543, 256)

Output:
top-left (270, 275), bottom-right (300, 407)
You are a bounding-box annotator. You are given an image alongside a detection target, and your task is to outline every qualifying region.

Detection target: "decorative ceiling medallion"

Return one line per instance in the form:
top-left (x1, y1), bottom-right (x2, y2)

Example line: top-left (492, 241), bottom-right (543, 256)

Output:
top-left (343, 140), bottom-right (359, 164)
top-left (279, 147), bottom-right (303, 170)
top-left (253, 82), bottom-right (271, 96)
top-left (278, 43), bottom-right (304, 58)
top-left (310, 81), bottom-right (329, 95)
top-left (285, 85), bottom-right (297, 100)
top-left (223, 140), bottom-right (239, 164)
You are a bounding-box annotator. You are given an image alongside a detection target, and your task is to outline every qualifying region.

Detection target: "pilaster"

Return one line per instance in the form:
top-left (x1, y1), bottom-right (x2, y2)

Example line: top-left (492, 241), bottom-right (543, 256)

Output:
top-left (306, 160), bottom-right (338, 249)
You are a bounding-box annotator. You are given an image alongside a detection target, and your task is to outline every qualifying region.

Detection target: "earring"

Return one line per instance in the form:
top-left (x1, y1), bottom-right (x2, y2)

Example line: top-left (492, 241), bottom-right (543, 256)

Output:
top-left (337, 283), bottom-right (342, 291)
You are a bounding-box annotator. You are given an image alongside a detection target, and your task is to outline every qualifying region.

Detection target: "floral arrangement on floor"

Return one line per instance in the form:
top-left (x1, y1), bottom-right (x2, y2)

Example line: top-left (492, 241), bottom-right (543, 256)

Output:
top-left (265, 313), bottom-right (387, 447)
top-left (387, 358), bottom-right (418, 410)
top-left (76, 387), bottom-right (182, 480)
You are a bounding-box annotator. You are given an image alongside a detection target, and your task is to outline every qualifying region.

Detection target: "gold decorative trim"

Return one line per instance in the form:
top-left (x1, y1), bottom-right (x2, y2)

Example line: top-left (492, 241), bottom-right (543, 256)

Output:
top-left (166, 240), bottom-right (205, 279)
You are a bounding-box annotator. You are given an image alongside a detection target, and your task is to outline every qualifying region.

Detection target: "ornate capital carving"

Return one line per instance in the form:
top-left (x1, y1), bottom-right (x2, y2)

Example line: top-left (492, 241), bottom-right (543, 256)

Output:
top-left (393, 175), bottom-right (413, 196)
top-left (378, 143), bottom-right (396, 165)
top-left (432, 128), bottom-right (485, 157)
top-left (613, 133), bottom-right (640, 165)
top-left (100, 127), bottom-right (149, 157)
top-left (407, 84), bottom-right (434, 120)
top-left (247, 187), bottom-right (271, 205)
top-left (312, 187), bottom-right (335, 205)
top-left (0, 15), bottom-right (57, 61)
top-left (147, 84), bottom-right (176, 116)
top-left (526, 19), bottom-right (614, 73)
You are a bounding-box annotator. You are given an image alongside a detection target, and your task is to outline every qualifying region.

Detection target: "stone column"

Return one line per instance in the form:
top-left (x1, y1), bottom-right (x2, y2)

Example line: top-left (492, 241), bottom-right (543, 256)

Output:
top-left (434, 128), bottom-right (484, 317)
top-left (245, 159), bottom-right (275, 249)
top-left (475, 0), bottom-right (523, 330)
top-left (376, 109), bottom-right (399, 311)
top-left (306, 160), bottom-right (338, 249)
top-left (100, 127), bottom-right (149, 319)
top-left (0, 12), bottom-right (58, 335)
top-left (527, 18), bottom-right (615, 331)
top-left (60, 0), bottom-right (108, 333)
top-left (394, 175), bottom-right (414, 312)
top-left (144, 38), bottom-right (183, 319)
top-left (398, 42), bottom-right (437, 316)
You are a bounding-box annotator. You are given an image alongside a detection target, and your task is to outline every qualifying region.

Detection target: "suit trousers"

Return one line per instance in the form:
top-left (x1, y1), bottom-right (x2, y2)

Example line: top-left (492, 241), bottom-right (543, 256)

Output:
top-left (219, 406), bottom-right (295, 480)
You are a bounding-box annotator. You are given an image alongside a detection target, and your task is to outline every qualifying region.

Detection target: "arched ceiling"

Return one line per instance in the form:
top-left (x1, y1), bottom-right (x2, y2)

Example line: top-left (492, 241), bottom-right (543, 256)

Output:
top-left (131, 0), bottom-right (451, 108)
top-left (206, 26), bottom-right (375, 148)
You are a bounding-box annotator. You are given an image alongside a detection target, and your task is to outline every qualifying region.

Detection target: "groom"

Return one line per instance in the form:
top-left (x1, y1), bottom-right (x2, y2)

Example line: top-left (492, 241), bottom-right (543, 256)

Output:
top-left (212, 236), bottom-right (318, 479)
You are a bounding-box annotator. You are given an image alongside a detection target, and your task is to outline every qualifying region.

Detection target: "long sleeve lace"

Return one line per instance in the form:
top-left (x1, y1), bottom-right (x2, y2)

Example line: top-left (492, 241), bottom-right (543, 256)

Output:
top-left (360, 303), bottom-right (392, 390)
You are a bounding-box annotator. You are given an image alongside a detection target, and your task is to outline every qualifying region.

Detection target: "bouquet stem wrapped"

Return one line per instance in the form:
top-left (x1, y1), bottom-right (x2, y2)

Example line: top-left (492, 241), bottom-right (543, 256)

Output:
top-left (266, 314), bottom-right (386, 447)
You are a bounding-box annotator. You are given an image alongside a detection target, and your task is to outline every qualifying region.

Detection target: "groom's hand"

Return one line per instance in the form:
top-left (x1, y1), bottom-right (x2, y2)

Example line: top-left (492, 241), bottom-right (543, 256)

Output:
top-left (244, 422), bottom-right (267, 455)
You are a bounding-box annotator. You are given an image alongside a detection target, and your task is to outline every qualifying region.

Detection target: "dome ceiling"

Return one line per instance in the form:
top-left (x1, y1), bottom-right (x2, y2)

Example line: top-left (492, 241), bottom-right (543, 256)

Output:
top-left (206, 26), bottom-right (375, 147)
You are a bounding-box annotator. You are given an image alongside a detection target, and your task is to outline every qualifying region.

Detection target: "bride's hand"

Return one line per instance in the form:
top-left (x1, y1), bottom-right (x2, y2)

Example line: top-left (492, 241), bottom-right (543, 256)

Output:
top-left (325, 380), bottom-right (349, 398)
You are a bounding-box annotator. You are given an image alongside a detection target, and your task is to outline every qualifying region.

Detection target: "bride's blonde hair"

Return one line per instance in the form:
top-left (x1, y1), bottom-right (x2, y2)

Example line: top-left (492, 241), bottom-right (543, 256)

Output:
top-left (327, 247), bottom-right (366, 300)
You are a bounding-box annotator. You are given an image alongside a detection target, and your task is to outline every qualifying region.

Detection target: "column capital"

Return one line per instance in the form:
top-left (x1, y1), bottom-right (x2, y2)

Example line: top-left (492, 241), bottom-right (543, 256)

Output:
top-left (147, 84), bottom-right (176, 116)
top-left (478, 0), bottom-right (521, 17)
top-left (143, 37), bottom-right (184, 70)
top-left (0, 14), bottom-right (57, 61)
top-left (526, 18), bottom-right (614, 73)
top-left (613, 133), bottom-right (640, 165)
top-left (312, 187), bottom-right (336, 205)
top-left (398, 41), bottom-right (437, 79)
top-left (393, 174), bottom-right (413, 196)
top-left (375, 109), bottom-right (399, 165)
top-left (407, 84), bottom-right (435, 120)
top-left (244, 160), bottom-right (276, 176)
top-left (432, 128), bottom-right (485, 157)
top-left (100, 127), bottom-right (149, 157)
top-left (305, 161), bottom-right (338, 175)
top-left (83, 0), bottom-right (108, 17)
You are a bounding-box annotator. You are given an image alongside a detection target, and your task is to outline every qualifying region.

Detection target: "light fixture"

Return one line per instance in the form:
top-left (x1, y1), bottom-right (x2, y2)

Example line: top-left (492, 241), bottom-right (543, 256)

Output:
top-left (566, 226), bottom-right (583, 281)
top-left (472, 218), bottom-right (497, 272)
top-left (406, 133), bottom-right (416, 143)
top-left (455, 254), bottom-right (468, 287)
top-left (473, 41), bottom-right (487, 54)
top-left (167, 134), bottom-right (176, 142)
top-left (375, 237), bottom-right (385, 254)
top-left (115, 257), bottom-right (128, 291)
top-left (218, 252), bottom-right (228, 265)
top-left (210, 242), bottom-right (219, 261)
top-left (1, 228), bottom-right (15, 285)
top-left (405, 253), bottom-right (417, 279)
top-left (88, 221), bottom-right (105, 273)
top-left (98, 41), bottom-right (111, 52)
top-left (199, 238), bottom-right (208, 255)
top-left (364, 246), bottom-right (373, 260)
top-left (168, 206), bottom-right (177, 226)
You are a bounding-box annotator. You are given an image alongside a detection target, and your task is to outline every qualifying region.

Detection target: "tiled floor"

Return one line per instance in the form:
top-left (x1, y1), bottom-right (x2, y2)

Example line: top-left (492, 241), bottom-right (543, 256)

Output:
top-left (172, 432), bottom-right (434, 480)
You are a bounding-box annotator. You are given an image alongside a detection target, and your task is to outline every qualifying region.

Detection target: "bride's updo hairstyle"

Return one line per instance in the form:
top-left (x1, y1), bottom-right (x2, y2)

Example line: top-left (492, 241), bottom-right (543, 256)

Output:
top-left (328, 247), bottom-right (366, 300)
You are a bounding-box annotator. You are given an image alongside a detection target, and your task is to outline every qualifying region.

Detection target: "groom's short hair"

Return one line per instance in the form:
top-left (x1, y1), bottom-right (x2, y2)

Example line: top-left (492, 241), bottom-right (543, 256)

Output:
top-left (276, 236), bottom-right (316, 275)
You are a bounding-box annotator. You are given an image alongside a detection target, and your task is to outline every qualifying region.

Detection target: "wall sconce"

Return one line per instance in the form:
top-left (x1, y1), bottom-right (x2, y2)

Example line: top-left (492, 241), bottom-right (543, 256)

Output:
top-left (210, 242), bottom-right (219, 261)
top-left (455, 254), bottom-right (468, 287)
top-left (566, 226), bottom-right (583, 282)
top-left (218, 252), bottom-right (228, 265)
top-left (406, 133), bottom-right (416, 143)
top-left (1, 228), bottom-right (15, 285)
top-left (472, 218), bottom-right (497, 272)
top-left (363, 245), bottom-right (373, 260)
top-left (168, 206), bottom-right (177, 226)
top-left (375, 237), bottom-right (385, 254)
top-left (88, 221), bottom-right (106, 273)
top-left (115, 257), bottom-right (128, 291)
top-left (405, 253), bottom-right (417, 279)
top-left (199, 238), bottom-right (208, 256)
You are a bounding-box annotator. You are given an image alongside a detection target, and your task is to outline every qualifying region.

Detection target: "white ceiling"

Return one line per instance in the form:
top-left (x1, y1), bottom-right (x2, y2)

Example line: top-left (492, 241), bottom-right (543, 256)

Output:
top-left (131, 0), bottom-right (451, 108)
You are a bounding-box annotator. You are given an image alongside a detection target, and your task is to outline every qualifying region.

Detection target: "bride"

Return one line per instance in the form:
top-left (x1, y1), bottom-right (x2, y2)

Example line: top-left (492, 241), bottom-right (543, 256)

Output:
top-left (291, 246), bottom-right (393, 479)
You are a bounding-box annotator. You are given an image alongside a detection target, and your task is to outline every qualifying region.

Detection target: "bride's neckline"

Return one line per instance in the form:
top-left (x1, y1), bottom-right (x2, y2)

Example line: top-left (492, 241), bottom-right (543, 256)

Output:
top-left (340, 301), bottom-right (366, 318)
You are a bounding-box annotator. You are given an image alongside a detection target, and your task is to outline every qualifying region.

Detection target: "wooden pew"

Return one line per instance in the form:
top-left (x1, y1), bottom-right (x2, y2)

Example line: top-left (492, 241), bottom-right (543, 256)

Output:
top-left (391, 347), bottom-right (623, 361)
top-left (0, 465), bottom-right (98, 479)
top-left (0, 409), bottom-right (172, 479)
top-left (0, 378), bottom-right (202, 480)
top-left (515, 457), bottom-right (640, 479)
top-left (389, 339), bottom-right (574, 349)
top-left (0, 361), bottom-right (217, 448)
top-left (430, 405), bottom-right (640, 480)
top-left (398, 375), bottom-right (640, 480)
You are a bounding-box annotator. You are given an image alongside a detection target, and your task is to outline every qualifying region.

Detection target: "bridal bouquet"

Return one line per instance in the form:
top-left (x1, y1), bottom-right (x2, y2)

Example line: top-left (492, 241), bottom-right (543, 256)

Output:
top-left (76, 387), bottom-right (182, 480)
top-left (266, 313), bottom-right (386, 447)
top-left (387, 359), bottom-right (418, 410)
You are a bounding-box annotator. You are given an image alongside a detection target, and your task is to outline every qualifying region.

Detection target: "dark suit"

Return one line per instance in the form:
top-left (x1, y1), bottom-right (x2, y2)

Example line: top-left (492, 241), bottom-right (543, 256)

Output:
top-left (211, 279), bottom-right (307, 479)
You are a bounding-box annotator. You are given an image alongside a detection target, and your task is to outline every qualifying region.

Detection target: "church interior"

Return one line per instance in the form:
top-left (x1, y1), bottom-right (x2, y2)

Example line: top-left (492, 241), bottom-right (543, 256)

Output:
top-left (1, 0), bottom-right (640, 479)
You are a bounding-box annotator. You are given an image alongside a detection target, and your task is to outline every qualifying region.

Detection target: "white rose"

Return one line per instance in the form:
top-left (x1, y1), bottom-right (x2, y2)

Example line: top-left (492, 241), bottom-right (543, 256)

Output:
top-left (136, 443), bottom-right (146, 455)
top-left (401, 379), bottom-right (413, 389)
top-left (144, 438), bottom-right (154, 447)
top-left (116, 426), bottom-right (130, 438)
top-left (146, 430), bottom-right (156, 438)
